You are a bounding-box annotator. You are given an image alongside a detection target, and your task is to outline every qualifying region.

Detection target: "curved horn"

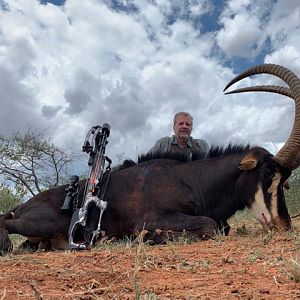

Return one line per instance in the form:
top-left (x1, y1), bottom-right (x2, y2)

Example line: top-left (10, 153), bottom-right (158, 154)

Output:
top-left (224, 85), bottom-right (294, 99)
top-left (224, 64), bottom-right (300, 171)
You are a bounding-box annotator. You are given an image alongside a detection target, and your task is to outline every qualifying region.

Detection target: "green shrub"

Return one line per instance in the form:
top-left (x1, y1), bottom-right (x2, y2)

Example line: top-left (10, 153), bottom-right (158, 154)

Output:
top-left (285, 168), bottom-right (300, 215)
top-left (0, 187), bottom-right (21, 213)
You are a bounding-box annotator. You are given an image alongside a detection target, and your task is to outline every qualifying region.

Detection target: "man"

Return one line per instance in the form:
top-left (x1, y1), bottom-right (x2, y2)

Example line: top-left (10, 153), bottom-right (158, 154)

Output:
top-left (148, 112), bottom-right (209, 161)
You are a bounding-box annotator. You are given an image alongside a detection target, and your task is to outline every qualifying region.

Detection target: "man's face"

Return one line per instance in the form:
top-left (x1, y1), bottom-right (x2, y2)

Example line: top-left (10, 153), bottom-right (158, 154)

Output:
top-left (173, 115), bottom-right (193, 142)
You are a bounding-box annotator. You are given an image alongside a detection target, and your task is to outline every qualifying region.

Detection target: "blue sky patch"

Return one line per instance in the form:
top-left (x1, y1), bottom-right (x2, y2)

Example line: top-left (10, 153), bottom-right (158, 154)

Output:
top-left (40, 0), bottom-right (66, 5)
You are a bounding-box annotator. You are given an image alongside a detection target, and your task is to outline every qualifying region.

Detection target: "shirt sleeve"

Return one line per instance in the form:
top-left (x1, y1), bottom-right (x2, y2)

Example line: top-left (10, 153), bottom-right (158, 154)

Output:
top-left (147, 137), bottom-right (169, 155)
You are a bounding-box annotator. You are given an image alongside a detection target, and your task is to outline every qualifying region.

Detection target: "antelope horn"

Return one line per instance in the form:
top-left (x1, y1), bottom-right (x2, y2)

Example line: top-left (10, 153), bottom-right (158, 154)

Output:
top-left (224, 85), bottom-right (294, 99)
top-left (224, 64), bottom-right (300, 171)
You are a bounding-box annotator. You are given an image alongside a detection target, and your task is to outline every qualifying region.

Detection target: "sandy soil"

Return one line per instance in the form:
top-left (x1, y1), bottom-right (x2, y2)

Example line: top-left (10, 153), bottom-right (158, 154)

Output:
top-left (0, 219), bottom-right (300, 300)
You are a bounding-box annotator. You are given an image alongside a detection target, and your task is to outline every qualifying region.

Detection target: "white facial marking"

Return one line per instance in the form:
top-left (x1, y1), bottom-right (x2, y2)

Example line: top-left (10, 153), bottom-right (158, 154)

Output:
top-left (250, 172), bottom-right (282, 227)
top-left (251, 185), bottom-right (271, 226)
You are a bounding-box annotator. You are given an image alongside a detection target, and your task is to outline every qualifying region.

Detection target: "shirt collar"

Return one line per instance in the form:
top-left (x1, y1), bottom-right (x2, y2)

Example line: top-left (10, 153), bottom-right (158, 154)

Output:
top-left (171, 135), bottom-right (193, 148)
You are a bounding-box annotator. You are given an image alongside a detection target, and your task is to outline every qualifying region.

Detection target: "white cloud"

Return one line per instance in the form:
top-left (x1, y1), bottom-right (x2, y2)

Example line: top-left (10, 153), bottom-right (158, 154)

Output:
top-left (216, 13), bottom-right (263, 58)
top-left (265, 46), bottom-right (300, 74)
top-left (215, 0), bottom-right (274, 59)
top-left (0, 0), bottom-right (299, 175)
top-left (264, 0), bottom-right (300, 73)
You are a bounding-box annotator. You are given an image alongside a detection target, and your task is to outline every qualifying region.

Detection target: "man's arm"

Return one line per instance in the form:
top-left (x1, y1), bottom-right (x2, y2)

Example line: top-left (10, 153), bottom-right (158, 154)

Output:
top-left (147, 137), bottom-right (171, 156)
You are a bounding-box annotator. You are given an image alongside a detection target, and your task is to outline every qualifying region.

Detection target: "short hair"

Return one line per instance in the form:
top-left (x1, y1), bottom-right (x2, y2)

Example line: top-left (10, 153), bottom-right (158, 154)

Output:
top-left (173, 112), bottom-right (193, 126)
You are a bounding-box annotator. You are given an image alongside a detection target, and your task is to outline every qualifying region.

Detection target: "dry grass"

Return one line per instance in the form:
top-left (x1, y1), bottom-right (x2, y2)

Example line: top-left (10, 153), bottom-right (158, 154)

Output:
top-left (286, 258), bottom-right (300, 282)
top-left (4, 215), bottom-right (300, 299)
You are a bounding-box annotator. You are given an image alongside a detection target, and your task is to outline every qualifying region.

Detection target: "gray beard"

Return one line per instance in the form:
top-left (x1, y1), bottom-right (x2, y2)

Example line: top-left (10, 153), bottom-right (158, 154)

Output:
top-left (178, 134), bottom-right (188, 144)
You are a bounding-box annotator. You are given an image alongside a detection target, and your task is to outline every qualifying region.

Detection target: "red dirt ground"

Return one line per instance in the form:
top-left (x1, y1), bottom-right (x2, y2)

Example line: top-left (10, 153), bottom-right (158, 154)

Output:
top-left (0, 219), bottom-right (300, 300)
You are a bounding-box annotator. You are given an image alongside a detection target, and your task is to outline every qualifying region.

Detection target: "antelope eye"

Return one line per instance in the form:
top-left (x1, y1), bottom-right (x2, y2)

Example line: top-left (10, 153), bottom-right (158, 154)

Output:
top-left (264, 168), bottom-right (274, 177)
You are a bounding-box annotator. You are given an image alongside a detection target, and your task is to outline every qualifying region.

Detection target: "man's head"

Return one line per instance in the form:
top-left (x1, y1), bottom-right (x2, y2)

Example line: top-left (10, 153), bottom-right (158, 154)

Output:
top-left (173, 112), bottom-right (193, 145)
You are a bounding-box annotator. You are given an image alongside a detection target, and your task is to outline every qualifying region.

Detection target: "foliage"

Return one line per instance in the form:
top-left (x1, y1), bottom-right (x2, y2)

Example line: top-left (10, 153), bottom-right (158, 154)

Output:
top-left (0, 129), bottom-right (74, 196)
top-left (0, 186), bottom-right (21, 213)
top-left (285, 168), bottom-right (300, 215)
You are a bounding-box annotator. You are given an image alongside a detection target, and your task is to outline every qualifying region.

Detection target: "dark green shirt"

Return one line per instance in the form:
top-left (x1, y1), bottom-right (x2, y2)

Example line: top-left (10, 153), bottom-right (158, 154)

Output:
top-left (148, 135), bottom-right (209, 161)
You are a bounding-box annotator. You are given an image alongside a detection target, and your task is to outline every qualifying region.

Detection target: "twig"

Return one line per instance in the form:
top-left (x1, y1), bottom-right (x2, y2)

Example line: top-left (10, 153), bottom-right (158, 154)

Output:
top-left (0, 288), bottom-right (6, 300)
top-left (11, 256), bottom-right (26, 267)
top-left (291, 213), bottom-right (300, 218)
top-left (30, 281), bottom-right (43, 300)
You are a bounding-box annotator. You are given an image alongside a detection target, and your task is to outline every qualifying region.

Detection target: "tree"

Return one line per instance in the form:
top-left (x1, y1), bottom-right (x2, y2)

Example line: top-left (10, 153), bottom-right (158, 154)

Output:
top-left (0, 186), bottom-right (21, 212)
top-left (285, 168), bottom-right (300, 215)
top-left (0, 129), bottom-right (74, 196)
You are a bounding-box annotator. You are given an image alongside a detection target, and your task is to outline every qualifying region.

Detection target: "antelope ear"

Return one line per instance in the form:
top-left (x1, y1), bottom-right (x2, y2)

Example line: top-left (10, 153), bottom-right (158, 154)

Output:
top-left (239, 155), bottom-right (258, 170)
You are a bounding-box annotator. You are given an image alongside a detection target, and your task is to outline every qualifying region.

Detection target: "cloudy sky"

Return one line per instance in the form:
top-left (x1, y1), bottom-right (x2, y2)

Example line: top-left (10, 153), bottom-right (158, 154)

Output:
top-left (1, 0), bottom-right (300, 173)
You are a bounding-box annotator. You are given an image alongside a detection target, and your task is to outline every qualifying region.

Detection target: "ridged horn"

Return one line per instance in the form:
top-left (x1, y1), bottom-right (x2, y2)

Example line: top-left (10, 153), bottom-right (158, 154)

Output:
top-left (224, 85), bottom-right (294, 99)
top-left (224, 64), bottom-right (300, 171)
